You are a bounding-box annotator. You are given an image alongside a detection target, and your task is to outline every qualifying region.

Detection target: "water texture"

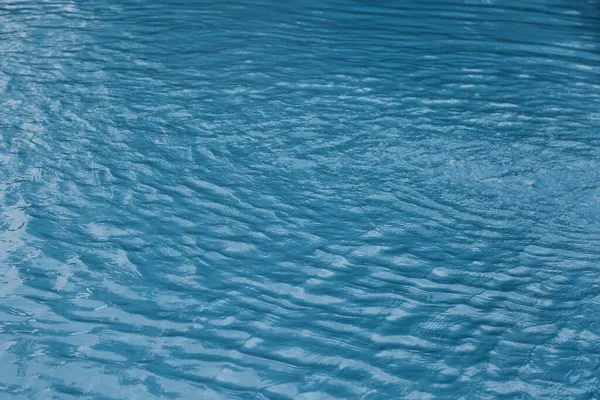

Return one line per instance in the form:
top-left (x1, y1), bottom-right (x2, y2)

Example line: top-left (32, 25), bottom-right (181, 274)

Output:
top-left (0, 0), bottom-right (599, 398)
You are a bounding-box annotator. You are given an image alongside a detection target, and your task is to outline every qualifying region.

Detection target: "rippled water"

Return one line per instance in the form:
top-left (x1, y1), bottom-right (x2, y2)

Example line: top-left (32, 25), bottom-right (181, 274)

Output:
top-left (1, 0), bottom-right (599, 398)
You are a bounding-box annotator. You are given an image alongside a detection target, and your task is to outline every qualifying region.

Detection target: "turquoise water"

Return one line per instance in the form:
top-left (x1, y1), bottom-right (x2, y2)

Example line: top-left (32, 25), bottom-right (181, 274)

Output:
top-left (1, 0), bottom-right (600, 398)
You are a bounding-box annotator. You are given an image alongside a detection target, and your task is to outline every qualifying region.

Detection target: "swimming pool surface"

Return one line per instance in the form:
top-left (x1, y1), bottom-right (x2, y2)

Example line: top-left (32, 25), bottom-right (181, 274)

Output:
top-left (0, 0), bottom-right (599, 398)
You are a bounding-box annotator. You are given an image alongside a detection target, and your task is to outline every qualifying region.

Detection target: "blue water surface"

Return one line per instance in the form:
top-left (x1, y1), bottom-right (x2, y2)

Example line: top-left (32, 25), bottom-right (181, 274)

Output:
top-left (1, 0), bottom-right (600, 399)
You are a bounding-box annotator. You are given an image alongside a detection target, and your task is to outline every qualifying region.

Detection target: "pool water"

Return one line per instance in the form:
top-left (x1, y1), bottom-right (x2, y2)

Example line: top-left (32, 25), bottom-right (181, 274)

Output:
top-left (0, 0), bottom-right (599, 399)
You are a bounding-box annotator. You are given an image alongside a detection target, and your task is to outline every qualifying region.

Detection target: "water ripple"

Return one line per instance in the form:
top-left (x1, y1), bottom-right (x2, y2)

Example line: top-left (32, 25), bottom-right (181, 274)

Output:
top-left (0, 0), bottom-right (599, 398)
